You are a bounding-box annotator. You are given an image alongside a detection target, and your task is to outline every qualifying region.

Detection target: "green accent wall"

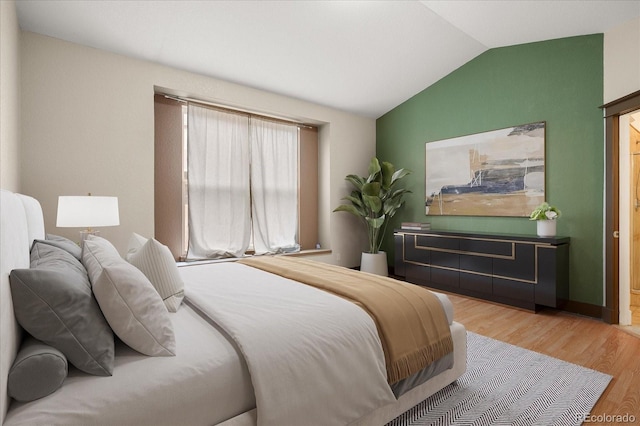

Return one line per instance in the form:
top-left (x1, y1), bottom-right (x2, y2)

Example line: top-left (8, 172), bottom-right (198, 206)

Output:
top-left (377, 34), bottom-right (604, 306)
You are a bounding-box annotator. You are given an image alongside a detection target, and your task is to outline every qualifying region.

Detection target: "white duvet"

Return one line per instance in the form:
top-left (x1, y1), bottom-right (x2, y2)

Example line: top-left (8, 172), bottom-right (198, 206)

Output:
top-left (4, 304), bottom-right (255, 426)
top-left (181, 262), bottom-right (396, 426)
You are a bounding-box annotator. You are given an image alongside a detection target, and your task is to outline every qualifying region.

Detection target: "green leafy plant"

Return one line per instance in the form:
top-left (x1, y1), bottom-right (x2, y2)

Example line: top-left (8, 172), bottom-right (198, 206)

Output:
top-left (333, 157), bottom-right (411, 254)
top-left (529, 202), bottom-right (561, 221)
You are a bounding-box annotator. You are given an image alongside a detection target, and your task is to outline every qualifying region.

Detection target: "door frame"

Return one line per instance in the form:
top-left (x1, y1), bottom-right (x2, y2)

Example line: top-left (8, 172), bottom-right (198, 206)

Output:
top-left (602, 90), bottom-right (640, 324)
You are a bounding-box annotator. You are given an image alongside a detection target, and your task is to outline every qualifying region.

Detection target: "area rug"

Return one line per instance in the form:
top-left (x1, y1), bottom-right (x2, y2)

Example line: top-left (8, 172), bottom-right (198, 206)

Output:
top-left (388, 332), bottom-right (612, 426)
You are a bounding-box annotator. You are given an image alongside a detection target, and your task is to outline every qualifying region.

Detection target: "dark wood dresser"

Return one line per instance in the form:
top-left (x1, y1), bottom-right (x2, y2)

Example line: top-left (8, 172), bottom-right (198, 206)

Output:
top-left (394, 230), bottom-right (570, 311)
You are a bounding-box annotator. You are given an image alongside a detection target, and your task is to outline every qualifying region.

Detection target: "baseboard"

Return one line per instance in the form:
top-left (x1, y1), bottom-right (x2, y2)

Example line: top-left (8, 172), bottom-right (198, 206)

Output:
top-left (561, 300), bottom-right (604, 320)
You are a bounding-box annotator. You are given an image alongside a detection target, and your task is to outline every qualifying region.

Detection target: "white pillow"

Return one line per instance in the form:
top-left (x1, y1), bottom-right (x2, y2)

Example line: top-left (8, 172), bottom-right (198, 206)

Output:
top-left (81, 234), bottom-right (121, 272)
top-left (82, 236), bottom-right (176, 357)
top-left (126, 233), bottom-right (184, 312)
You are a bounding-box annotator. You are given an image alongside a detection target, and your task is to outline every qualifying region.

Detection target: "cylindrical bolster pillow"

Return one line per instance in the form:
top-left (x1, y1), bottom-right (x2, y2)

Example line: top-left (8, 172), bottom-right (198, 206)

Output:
top-left (8, 337), bottom-right (68, 402)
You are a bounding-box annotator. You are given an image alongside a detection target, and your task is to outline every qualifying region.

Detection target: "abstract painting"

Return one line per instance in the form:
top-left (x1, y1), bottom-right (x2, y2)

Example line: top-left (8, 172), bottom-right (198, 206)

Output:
top-left (425, 122), bottom-right (545, 217)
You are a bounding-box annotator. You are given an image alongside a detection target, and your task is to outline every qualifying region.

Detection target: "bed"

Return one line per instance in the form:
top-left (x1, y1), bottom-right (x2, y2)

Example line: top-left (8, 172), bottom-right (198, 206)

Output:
top-left (0, 189), bottom-right (466, 426)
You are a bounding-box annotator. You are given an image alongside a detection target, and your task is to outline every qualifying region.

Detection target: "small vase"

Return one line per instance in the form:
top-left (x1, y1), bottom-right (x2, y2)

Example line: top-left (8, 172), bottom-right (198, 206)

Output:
top-left (536, 220), bottom-right (557, 237)
top-left (361, 251), bottom-right (388, 276)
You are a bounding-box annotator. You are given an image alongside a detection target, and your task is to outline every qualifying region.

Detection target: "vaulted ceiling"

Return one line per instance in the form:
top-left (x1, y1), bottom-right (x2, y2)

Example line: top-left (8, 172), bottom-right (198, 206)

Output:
top-left (15, 0), bottom-right (640, 118)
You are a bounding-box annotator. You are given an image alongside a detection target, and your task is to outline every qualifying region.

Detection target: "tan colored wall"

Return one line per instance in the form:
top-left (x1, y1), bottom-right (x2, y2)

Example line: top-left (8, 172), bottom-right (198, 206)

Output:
top-left (20, 31), bottom-right (374, 265)
top-left (604, 16), bottom-right (640, 103)
top-left (0, 0), bottom-right (20, 191)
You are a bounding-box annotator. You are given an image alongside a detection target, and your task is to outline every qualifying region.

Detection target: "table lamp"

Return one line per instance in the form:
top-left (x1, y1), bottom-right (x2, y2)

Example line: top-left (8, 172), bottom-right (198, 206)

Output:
top-left (56, 194), bottom-right (120, 244)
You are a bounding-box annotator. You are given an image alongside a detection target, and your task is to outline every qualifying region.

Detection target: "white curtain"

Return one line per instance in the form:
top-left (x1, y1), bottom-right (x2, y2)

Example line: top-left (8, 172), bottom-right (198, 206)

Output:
top-left (250, 118), bottom-right (300, 254)
top-left (187, 104), bottom-right (251, 259)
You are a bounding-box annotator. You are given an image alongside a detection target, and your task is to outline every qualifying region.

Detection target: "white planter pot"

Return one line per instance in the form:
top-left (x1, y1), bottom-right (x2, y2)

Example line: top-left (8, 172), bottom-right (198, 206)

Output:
top-left (361, 251), bottom-right (388, 276)
top-left (536, 220), bottom-right (557, 237)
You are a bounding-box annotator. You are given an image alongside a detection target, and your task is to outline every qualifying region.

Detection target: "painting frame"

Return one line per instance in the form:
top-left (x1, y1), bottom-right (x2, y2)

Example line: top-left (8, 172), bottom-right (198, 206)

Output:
top-left (425, 121), bottom-right (545, 217)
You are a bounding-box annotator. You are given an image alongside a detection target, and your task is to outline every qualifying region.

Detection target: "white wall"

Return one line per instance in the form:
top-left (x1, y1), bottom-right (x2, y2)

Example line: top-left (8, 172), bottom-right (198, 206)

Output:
top-left (604, 16), bottom-right (640, 313)
top-left (604, 16), bottom-right (640, 104)
top-left (603, 18), bottom-right (640, 325)
top-left (20, 31), bottom-right (374, 264)
top-left (0, 0), bottom-right (20, 191)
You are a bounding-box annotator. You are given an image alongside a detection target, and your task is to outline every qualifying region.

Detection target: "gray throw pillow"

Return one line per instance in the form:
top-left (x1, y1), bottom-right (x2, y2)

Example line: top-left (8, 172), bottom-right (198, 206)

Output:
top-left (30, 239), bottom-right (86, 277)
top-left (9, 242), bottom-right (114, 376)
top-left (33, 233), bottom-right (82, 260)
top-left (8, 337), bottom-right (68, 402)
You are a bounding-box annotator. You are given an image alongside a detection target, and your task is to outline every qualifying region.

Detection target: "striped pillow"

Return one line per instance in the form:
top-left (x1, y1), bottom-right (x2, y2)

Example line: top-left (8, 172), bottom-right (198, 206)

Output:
top-left (126, 233), bottom-right (184, 312)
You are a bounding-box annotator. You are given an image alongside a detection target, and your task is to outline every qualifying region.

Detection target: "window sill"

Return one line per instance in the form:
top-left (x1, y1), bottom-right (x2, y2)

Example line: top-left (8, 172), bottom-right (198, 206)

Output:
top-left (284, 248), bottom-right (332, 257)
top-left (177, 248), bottom-right (332, 268)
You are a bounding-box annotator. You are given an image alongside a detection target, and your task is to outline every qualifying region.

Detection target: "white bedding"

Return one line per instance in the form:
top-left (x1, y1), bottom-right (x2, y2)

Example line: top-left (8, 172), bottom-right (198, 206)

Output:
top-left (1, 190), bottom-right (466, 426)
top-left (181, 262), bottom-right (397, 426)
top-left (4, 304), bottom-right (255, 426)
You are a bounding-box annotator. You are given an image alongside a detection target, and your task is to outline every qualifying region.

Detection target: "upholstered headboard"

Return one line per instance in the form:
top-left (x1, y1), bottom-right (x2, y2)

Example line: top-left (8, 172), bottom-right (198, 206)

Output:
top-left (0, 190), bottom-right (45, 424)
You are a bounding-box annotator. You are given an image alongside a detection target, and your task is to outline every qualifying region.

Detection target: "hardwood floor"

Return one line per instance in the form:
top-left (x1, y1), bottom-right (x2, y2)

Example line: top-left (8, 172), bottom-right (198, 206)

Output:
top-left (444, 292), bottom-right (640, 424)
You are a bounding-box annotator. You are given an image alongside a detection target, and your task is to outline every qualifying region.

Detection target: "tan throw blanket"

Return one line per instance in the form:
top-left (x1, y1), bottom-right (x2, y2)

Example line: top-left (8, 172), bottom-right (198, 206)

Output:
top-left (238, 256), bottom-right (453, 384)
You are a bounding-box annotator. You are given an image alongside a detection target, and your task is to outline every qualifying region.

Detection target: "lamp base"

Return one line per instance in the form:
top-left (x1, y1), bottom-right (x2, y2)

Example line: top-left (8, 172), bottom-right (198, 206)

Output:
top-left (80, 229), bottom-right (100, 247)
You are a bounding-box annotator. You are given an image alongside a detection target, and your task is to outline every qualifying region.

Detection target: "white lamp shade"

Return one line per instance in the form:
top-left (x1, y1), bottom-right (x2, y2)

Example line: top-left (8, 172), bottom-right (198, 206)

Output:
top-left (56, 196), bottom-right (120, 228)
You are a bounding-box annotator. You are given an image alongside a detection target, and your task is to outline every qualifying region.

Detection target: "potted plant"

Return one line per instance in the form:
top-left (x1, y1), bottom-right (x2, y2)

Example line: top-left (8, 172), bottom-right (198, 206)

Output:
top-left (333, 157), bottom-right (411, 275)
top-left (529, 202), bottom-right (561, 237)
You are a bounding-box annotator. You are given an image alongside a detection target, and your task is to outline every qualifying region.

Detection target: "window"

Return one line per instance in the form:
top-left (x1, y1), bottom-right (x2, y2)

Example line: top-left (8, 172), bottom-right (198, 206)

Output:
top-left (154, 94), bottom-right (318, 260)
